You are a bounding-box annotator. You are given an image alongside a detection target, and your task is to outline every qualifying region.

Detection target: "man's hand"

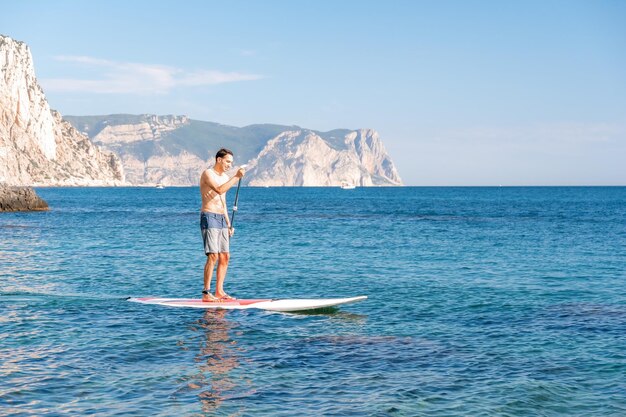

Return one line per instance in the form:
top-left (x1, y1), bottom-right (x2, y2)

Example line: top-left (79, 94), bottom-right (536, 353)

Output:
top-left (235, 167), bottom-right (246, 178)
top-left (229, 227), bottom-right (235, 237)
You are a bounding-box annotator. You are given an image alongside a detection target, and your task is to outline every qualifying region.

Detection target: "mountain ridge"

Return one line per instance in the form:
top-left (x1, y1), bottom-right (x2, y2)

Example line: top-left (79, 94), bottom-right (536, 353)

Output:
top-left (66, 114), bottom-right (401, 186)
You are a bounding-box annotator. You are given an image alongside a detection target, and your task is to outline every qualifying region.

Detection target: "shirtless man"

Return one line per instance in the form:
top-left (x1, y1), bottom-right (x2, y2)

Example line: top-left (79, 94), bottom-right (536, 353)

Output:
top-left (199, 148), bottom-right (245, 302)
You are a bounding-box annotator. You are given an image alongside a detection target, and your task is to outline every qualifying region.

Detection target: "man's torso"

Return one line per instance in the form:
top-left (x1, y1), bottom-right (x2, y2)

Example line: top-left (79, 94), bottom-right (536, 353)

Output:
top-left (200, 168), bottom-right (228, 213)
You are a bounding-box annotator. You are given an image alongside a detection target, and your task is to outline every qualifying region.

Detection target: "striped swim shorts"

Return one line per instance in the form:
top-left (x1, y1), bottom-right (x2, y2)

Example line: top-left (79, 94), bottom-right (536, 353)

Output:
top-left (200, 212), bottom-right (229, 254)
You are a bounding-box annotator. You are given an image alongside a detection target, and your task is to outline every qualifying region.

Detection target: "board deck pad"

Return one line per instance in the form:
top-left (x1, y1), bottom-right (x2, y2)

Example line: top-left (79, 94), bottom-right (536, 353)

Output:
top-left (128, 296), bottom-right (367, 312)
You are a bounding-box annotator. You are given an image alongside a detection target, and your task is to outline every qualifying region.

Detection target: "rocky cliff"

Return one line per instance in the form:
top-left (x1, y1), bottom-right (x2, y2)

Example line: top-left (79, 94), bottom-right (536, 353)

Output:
top-left (246, 129), bottom-right (402, 186)
top-left (0, 35), bottom-right (124, 186)
top-left (0, 183), bottom-right (48, 212)
top-left (67, 115), bottom-right (403, 186)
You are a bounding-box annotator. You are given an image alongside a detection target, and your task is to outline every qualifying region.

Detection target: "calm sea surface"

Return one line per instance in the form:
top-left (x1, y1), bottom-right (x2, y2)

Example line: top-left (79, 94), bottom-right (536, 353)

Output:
top-left (1, 186), bottom-right (625, 416)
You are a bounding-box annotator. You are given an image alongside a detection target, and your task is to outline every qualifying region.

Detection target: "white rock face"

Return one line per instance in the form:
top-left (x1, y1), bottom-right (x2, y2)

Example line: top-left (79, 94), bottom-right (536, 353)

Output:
top-left (121, 151), bottom-right (207, 186)
top-left (246, 129), bottom-right (402, 186)
top-left (0, 35), bottom-right (124, 186)
top-left (67, 113), bottom-right (403, 186)
top-left (73, 115), bottom-right (200, 185)
top-left (92, 115), bottom-right (189, 145)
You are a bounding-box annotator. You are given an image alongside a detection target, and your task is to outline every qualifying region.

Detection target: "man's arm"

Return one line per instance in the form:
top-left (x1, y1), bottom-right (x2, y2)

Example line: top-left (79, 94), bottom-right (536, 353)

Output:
top-left (205, 169), bottom-right (245, 196)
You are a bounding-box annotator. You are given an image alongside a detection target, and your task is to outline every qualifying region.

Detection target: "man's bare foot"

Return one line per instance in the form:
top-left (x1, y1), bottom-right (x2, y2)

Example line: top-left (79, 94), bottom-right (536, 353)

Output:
top-left (216, 292), bottom-right (237, 301)
top-left (202, 291), bottom-right (219, 302)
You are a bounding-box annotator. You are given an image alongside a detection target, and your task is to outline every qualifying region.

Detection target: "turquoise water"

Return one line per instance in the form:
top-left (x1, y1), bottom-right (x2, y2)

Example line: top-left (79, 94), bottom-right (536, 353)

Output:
top-left (1, 186), bottom-right (625, 416)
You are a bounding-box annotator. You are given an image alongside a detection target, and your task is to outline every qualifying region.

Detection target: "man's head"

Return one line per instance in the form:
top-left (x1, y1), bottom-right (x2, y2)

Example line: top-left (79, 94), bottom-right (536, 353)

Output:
top-left (214, 148), bottom-right (234, 172)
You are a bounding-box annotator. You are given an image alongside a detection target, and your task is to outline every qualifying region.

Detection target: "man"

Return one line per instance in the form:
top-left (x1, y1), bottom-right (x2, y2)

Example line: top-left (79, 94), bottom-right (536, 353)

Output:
top-left (199, 148), bottom-right (245, 302)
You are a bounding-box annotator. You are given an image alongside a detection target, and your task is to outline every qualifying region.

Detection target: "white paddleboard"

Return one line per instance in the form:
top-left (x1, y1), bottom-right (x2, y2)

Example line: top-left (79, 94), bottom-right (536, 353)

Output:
top-left (128, 296), bottom-right (367, 312)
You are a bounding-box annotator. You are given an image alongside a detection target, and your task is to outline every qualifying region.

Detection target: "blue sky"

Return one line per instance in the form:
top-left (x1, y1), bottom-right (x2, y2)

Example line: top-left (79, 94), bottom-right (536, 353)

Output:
top-left (3, 0), bottom-right (625, 185)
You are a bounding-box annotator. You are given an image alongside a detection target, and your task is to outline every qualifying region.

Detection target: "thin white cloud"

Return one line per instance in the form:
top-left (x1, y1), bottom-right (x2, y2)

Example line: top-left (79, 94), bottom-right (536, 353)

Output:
top-left (41, 55), bottom-right (263, 94)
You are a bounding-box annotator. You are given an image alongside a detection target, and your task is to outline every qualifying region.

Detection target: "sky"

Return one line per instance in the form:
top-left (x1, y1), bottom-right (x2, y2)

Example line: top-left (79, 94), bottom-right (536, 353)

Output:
top-left (2, 0), bottom-right (625, 185)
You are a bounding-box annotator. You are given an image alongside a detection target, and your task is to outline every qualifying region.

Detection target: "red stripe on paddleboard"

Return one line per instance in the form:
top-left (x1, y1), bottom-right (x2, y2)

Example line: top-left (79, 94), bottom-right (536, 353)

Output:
top-left (139, 298), bottom-right (271, 305)
top-left (235, 299), bottom-right (272, 305)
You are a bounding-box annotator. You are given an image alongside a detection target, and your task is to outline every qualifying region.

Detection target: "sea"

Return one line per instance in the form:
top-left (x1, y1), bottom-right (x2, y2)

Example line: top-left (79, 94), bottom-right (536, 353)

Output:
top-left (1, 186), bottom-right (625, 416)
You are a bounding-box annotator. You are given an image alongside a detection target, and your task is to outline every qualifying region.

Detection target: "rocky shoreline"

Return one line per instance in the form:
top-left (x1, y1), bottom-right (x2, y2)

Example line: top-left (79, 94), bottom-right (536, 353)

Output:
top-left (0, 184), bottom-right (49, 212)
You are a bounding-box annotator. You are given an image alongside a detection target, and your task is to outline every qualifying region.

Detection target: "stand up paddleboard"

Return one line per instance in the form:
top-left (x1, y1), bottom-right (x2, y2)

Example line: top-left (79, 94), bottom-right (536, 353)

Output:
top-left (128, 296), bottom-right (367, 312)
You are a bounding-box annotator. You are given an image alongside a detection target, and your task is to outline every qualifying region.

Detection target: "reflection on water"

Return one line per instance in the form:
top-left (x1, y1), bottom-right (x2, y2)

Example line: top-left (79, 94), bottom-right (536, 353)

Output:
top-left (289, 309), bottom-right (368, 321)
top-left (181, 310), bottom-right (251, 414)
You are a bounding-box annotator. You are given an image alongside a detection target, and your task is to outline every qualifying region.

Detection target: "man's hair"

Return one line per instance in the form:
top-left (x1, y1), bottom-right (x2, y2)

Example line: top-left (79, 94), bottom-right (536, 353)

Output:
top-left (215, 148), bottom-right (233, 160)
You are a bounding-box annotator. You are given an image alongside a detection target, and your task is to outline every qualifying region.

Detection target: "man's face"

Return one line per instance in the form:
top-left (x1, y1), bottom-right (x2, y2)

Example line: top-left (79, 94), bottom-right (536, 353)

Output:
top-left (218, 154), bottom-right (234, 171)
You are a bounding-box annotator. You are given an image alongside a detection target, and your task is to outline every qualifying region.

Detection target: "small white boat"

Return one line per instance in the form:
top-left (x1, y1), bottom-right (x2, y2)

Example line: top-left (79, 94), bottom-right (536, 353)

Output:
top-left (340, 181), bottom-right (356, 190)
top-left (155, 183), bottom-right (165, 189)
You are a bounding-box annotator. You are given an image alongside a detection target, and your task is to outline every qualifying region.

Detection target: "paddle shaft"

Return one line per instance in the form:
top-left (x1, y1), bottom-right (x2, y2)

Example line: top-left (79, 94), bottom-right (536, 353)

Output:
top-left (230, 164), bottom-right (247, 230)
top-left (230, 177), bottom-right (242, 228)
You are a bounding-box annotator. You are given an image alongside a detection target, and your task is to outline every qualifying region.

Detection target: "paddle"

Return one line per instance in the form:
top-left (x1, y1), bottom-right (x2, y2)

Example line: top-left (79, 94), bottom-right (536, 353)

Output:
top-left (230, 164), bottom-right (247, 229)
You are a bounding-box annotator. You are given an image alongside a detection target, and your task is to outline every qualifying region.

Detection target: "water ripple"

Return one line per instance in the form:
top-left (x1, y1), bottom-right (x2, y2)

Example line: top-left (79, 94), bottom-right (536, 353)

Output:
top-left (1, 187), bottom-right (625, 415)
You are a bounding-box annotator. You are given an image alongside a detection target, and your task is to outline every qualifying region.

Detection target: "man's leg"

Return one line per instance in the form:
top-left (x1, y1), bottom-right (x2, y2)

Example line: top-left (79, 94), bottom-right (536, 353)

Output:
top-left (203, 253), bottom-right (218, 301)
top-left (214, 252), bottom-right (230, 299)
